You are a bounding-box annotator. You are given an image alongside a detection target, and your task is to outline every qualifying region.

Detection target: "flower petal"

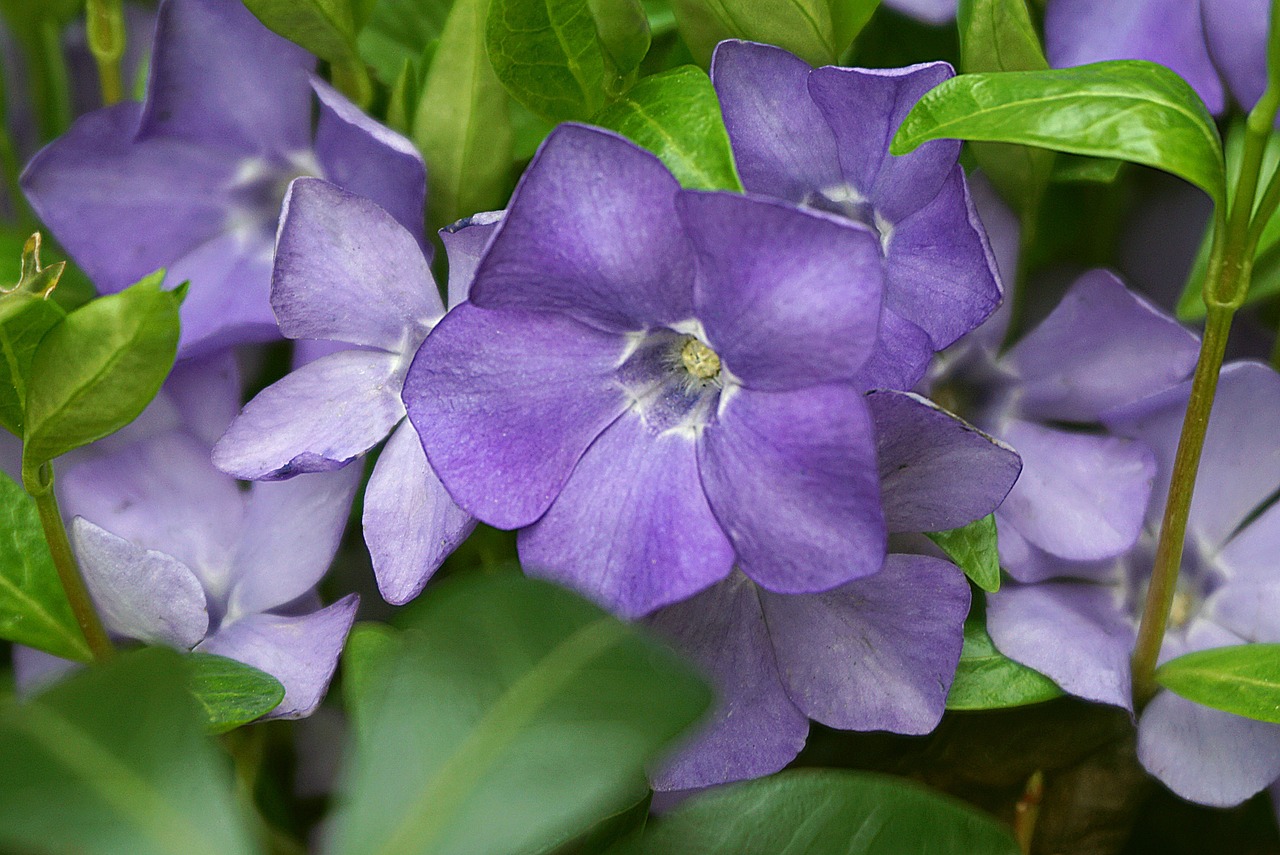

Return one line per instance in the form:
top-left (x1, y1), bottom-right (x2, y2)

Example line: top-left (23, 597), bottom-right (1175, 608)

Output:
top-left (520, 415), bottom-right (734, 618)
top-left (850, 308), bottom-right (934, 393)
top-left (440, 211), bottom-right (504, 309)
top-left (761, 554), bottom-right (970, 733)
top-left (467, 124), bottom-right (695, 331)
top-left (213, 350), bottom-right (406, 480)
top-left (165, 351), bottom-right (243, 446)
top-left (698, 384), bottom-right (885, 593)
top-left (166, 229), bottom-right (278, 357)
top-left (363, 420), bottom-right (476, 605)
top-left (1203, 0), bottom-right (1269, 112)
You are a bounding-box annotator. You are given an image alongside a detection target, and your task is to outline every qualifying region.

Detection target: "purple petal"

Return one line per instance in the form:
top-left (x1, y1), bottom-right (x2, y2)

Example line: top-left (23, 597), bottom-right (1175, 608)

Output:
top-left (761, 554), bottom-right (970, 732)
top-left (986, 580), bottom-right (1135, 709)
top-left (644, 572), bottom-right (808, 791)
top-left (1218, 500), bottom-right (1280, 589)
top-left (698, 384), bottom-right (885, 593)
top-left (363, 420), bottom-right (476, 605)
top-left (995, 519), bottom-right (1119, 584)
top-left (884, 0), bottom-right (957, 23)
top-left (166, 351), bottom-right (243, 446)
top-left (1138, 689), bottom-right (1280, 806)
top-left (20, 102), bottom-right (241, 293)
top-left (70, 518), bottom-right (209, 648)
top-left (1004, 270), bottom-right (1199, 422)
top-left (1046, 0), bottom-right (1226, 114)
top-left (710, 40), bottom-right (842, 203)
top-left (138, 0), bottom-right (313, 153)
top-left (467, 124), bottom-right (695, 331)
top-left (808, 62), bottom-right (958, 223)
top-left (59, 433), bottom-right (246, 577)
top-left (441, 211), bottom-right (504, 309)
top-left (198, 594), bottom-right (359, 719)
top-left (166, 229), bottom-right (278, 357)
top-left (520, 415), bottom-right (734, 618)
top-left (868, 390), bottom-right (1021, 532)
top-left (213, 350), bottom-right (406, 480)
top-left (1202, 0), bottom-right (1268, 112)
top-left (12, 645), bottom-right (79, 695)
top-left (311, 77), bottom-right (427, 247)
top-left (680, 191), bottom-right (883, 391)
top-left (884, 166), bottom-right (1002, 349)
top-left (272, 177), bottom-right (441, 350)
top-left (226, 467), bottom-right (360, 618)
top-left (995, 418), bottom-right (1155, 561)
top-left (851, 309), bottom-right (934, 392)
top-left (404, 302), bottom-right (629, 529)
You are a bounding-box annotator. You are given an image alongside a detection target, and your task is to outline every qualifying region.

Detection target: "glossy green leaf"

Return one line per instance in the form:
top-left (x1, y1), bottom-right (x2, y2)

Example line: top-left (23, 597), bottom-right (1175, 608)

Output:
top-left (588, 0), bottom-right (651, 75)
top-left (0, 647), bottom-right (258, 855)
top-left (1156, 644), bottom-right (1280, 724)
top-left (0, 469), bottom-right (89, 661)
top-left (0, 296), bottom-right (64, 436)
top-left (830, 0), bottom-right (879, 52)
top-left (416, 0), bottom-right (513, 232)
top-left (186, 653), bottom-right (285, 734)
top-left (615, 769), bottom-right (1021, 854)
top-left (1051, 152), bottom-right (1124, 184)
top-left (891, 61), bottom-right (1227, 207)
top-left (22, 272), bottom-right (181, 467)
top-left (242, 0), bottom-right (372, 105)
top-left (927, 514), bottom-right (1001, 592)
top-left (946, 614), bottom-right (1062, 710)
top-left (486, 0), bottom-right (648, 121)
top-left (357, 0), bottom-right (451, 83)
top-left (592, 65), bottom-right (743, 191)
top-left (327, 573), bottom-right (712, 855)
top-left (668, 0), bottom-right (839, 66)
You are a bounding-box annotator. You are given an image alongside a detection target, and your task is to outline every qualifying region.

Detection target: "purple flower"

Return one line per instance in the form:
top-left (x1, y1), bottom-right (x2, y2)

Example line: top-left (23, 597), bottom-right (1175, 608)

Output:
top-left (20, 0), bottom-right (425, 357)
top-left (988, 362), bottom-right (1280, 807)
top-left (928, 269), bottom-right (1200, 580)
top-left (882, 0), bottom-right (957, 24)
top-left (212, 178), bottom-right (478, 605)
top-left (711, 40), bottom-right (1002, 391)
top-left (405, 123), bottom-right (905, 618)
top-left (645, 390), bottom-right (1021, 790)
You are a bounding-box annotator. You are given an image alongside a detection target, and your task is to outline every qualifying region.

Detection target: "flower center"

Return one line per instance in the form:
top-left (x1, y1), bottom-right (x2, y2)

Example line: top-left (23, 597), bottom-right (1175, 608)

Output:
top-left (680, 337), bottom-right (721, 381)
top-left (616, 326), bottom-right (730, 435)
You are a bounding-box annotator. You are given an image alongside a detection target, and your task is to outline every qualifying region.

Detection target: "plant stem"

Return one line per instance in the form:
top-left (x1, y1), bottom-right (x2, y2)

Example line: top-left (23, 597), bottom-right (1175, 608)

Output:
top-left (23, 463), bottom-right (114, 662)
top-left (86, 0), bottom-right (126, 106)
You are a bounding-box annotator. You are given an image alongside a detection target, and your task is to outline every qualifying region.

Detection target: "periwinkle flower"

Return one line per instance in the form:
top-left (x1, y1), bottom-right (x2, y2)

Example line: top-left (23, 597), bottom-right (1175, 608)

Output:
top-left (645, 390), bottom-right (1022, 790)
top-left (406, 123), bottom-right (902, 619)
top-left (988, 362), bottom-right (1280, 807)
top-left (212, 178), bottom-right (477, 605)
top-left (882, 0), bottom-right (957, 24)
top-left (21, 0), bottom-right (425, 356)
top-left (711, 40), bottom-right (1002, 391)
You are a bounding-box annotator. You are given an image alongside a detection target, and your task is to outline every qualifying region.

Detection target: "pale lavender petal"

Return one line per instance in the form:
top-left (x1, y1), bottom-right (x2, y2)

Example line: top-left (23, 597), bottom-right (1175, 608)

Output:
top-left (1004, 270), bottom-right (1199, 422)
top-left (1203, 0), bottom-right (1268, 111)
top-left (1217, 500), bottom-right (1280, 588)
top-left (272, 177), bottom-right (441, 350)
top-left (884, 167), bottom-right (1002, 349)
top-left (996, 519), bottom-right (1118, 584)
top-left (20, 102), bottom-right (242, 293)
top-left (1046, 0), bottom-right (1226, 114)
top-left (226, 467), bottom-right (360, 618)
top-left (166, 351), bottom-right (243, 446)
top-left (166, 229), bottom-right (278, 356)
top-left (808, 62), bottom-right (958, 223)
top-left (70, 518), bottom-right (209, 648)
top-left (851, 308), bottom-right (934, 393)
top-left (868, 390), bottom-right (1021, 532)
top-left (441, 211), bottom-right (504, 309)
top-left (199, 595), bottom-right (359, 719)
top-left (698, 384), bottom-right (885, 593)
top-left (884, 0), bottom-right (957, 23)
top-left (138, 0), bottom-right (313, 153)
top-left (12, 646), bottom-right (79, 695)
top-left (363, 420), bottom-right (476, 605)
top-left (644, 572), bottom-right (808, 791)
top-left (404, 303), bottom-right (629, 529)
top-left (311, 77), bottom-right (427, 246)
top-left (710, 40), bottom-right (842, 202)
top-left (1204, 579), bottom-right (1280, 644)
top-left (467, 124), bottom-right (696, 331)
top-left (963, 173), bottom-right (1021, 350)
top-left (213, 350), bottom-right (406, 480)
top-left (996, 418), bottom-right (1155, 561)
top-left (520, 415), bottom-right (734, 618)
top-left (1138, 690), bottom-right (1280, 806)
top-left (762, 554), bottom-right (969, 732)
top-left (681, 191), bottom-right (882, 390)
top-left (987, 581), bottom-right (1134, 709)
top-left (59, 433), bottom-right (245, 576)
top-left (292, 338), bottom-right (351, 368)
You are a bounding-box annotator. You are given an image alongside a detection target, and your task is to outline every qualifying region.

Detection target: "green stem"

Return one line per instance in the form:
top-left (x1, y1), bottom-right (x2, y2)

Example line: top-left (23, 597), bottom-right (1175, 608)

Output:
top-left (31, 18), bottom-right (73, 142)
top-left (86, 0), bottom-right (127, 106)
top-left (23, 462), bottom-right (114, 662)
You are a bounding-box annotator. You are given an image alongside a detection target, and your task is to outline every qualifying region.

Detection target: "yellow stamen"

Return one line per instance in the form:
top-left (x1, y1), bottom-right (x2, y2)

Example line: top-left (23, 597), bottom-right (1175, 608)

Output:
top-left (681, 338), bottom-right (721, 380)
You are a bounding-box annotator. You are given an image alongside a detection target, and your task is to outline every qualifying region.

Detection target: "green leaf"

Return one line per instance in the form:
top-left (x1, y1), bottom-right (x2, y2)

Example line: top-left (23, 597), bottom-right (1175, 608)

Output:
top-left (357, 0), bottom-right (452, 84)
top-left (186, 653), bottom-right (285, 734)
top-left (1051, 152), bottom-right (1124, 184)
top-left (486, 0), bottom-right (649, 121)
top-left (340, 620), bottom-right (402, 736)
top-left (926, 514), bottom-right (1001, 592)
top-left (829, 0), bottom-right (879, 52)
top-left (614, 769), bottom-right (1021, 854)
top-left (0, 469), bottom-right (89, 661)
top-left (416, 0), bottom-right (514, 232)
top-left (22, 272), bottom-right (180, 467)
top-left (946, 613), bottom-right (1062, 710)
top-left (327, 572), bottom-right (712, 855)
top-left (668, 0), bottom-right (839, 66)
top-left (1156, 644), bottom-right (1280, 724)
top-left (891, 61), bottom-right (1227, 207)
top-left (0, 296), bottom-right (64, 436)
top-left (0, 647), bottom-right (258, 855)
top-left (592, 66), bottom-right (743, 191)
top-left (587, 0), bottom-right (651, 75)
top-left (242, 0), bottom-right (372, 105)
